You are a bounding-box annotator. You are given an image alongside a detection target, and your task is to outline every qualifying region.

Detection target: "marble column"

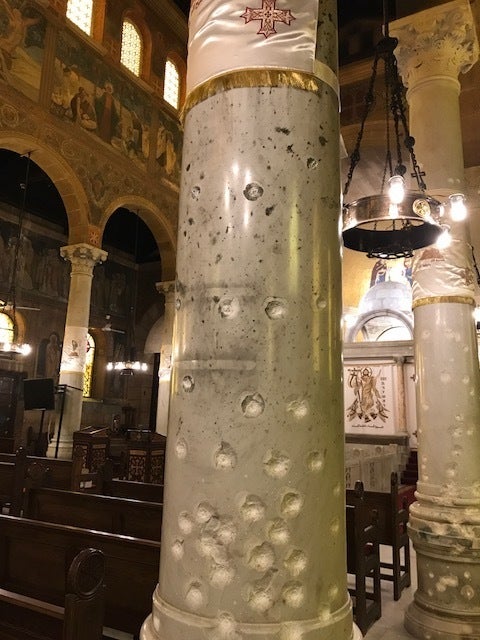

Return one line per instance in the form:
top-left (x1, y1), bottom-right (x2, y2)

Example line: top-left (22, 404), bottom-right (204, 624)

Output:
top-left (141, 1), bottom-right (357, 639)
top-left (48, 243), bottom-right (107, 459)
top-left (392, 2), bottom-right (480, 638)
top-left (155, 280), bottom-right (175, 436)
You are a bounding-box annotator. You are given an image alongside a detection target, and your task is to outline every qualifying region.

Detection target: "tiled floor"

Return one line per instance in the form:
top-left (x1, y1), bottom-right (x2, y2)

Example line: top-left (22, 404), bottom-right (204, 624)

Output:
top-left (363, 546), bottom-right (418, 640)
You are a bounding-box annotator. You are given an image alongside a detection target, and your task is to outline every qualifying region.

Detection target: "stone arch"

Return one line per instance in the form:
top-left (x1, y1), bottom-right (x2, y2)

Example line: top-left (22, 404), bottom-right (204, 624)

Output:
top-left (346, 309), bottom-right (414, 343)
top-left (99, 195), bottom-right (177, 280)
top-left (0, 132), bottom-right (91, 243)
top-left (144, 315), bottom-right (163, 354)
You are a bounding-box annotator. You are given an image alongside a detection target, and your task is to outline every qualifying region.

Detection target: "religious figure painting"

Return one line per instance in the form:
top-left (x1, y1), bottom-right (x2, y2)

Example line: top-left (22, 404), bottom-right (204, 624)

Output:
top-left (36, 332), bottom-right (62, 384)
top-left (156, 113), bottom-right (182, 184)
top-left (0, 0), bottom-right (46, 101)
top-left (369, 257), bottom-right (413, 288)
top-left (344, 364), bottom-right (394, 432)
top-left (50, 30), bottom-right (152, 167)
top-left (0, 219), bottom-right (69, 302)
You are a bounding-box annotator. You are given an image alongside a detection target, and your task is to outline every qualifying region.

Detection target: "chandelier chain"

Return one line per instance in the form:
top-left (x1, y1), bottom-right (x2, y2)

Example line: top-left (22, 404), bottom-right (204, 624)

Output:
top-left (343, 55), bottom-right (380, 199)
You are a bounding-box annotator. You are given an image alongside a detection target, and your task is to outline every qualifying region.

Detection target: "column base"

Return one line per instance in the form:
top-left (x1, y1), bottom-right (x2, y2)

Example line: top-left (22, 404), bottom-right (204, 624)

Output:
top-left (140, 590), bottom-right (356, 640)
top-left (406, 497), bottom-right (480, 640)
top-left (405, 600), bottom-right (480, 640)
top-left (46, 435), bottom-right (73, 460)
top-left (140, 614), bottom-right (363, 640)
top-left (141, 616), bottom-right (362, 640)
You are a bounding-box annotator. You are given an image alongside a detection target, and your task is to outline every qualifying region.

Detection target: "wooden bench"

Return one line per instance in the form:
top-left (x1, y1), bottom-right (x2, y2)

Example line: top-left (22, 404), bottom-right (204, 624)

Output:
top-left (22, 481), bottom-right (163, 541)
top-left (1, 445), bottom-right (164, 500)
top-left (346, 472), bottom-right (411, 600)
top-left (0, 546), bottom-right (105, 640)
top-left (0, 514), bottom-right (160, 637)
top-left (103, 477), bottom-right (164, 503)
top-left (0, 461), bottom-right (15, 511)
top-left (1, 447), bottom-right (164, 504)
top-left (346, 483), bottom-right (382, 634)
top-left (0, 450), bottom-right (72, 490)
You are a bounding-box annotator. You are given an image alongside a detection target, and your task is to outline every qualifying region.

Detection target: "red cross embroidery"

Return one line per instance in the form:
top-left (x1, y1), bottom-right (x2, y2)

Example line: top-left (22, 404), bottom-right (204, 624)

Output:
top-left (241, 0), bottom-right (296, 39)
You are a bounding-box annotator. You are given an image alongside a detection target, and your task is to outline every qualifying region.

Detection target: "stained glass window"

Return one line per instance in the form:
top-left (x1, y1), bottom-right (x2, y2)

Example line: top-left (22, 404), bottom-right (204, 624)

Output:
top-left (83, 333), bottom-right (95, 398)
top-left (121, 20), bottom-right (142, 76)
top-left (66, 0), bottom-right (93, 36)
top-left (0, 311), bottom-right (13, 348)
top-left (164, 59), bottom-right (179, 109)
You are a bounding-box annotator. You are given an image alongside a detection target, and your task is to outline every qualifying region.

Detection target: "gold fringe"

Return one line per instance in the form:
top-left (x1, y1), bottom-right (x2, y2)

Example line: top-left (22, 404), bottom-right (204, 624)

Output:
top-left (182, 69), bottom-right (334, 120)
top-left (413, 295), bottom-right (475, 309)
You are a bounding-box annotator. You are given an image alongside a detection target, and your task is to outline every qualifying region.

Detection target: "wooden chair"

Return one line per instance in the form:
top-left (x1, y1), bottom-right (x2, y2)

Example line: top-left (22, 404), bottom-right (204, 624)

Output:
top-left (347, 472), bottom-right (411, 600)
top-left (346, 481), bottom-right (382, 634)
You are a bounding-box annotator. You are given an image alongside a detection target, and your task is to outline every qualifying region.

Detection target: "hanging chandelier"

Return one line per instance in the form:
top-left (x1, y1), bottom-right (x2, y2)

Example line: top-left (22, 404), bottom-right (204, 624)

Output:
top-left (341, 4), bottom-right (465, 260)
top-left (106, 213), bottom-right (148, 376)
top-left (107, 358), bottom-right (148, 376)
top-left (0, 152), bottom-right (33, 357)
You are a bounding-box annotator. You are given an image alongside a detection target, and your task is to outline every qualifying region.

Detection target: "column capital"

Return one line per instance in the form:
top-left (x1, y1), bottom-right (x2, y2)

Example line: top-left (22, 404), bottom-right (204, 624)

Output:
top-left (61, 243), bottom-right (108, 274)
top-left (156, 280), bottom-right (175, 303)
top-left (391, 0), bottom-right (478, 88)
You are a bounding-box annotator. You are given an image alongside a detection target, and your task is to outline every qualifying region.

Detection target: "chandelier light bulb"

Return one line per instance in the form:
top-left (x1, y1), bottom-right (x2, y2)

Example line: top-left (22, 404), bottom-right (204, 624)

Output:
top-left (388, 175), bottom-right (405, 205)
top-left (106, 359), bottom-right (148, 373)
top-left (0, 340), bottom-right (31, 356)
top-left (436, 225), bottom-right (452, 250)
top-left (388, 203), bottom-right (399, 219)
top-left (19, 343), bottom-right (32, 356)
top-left (448, 193), bottom-right (467, 222)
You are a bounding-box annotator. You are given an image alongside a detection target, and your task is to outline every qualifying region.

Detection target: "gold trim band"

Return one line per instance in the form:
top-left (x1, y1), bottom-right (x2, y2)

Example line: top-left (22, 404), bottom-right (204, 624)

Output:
top-left (413, 295), bottom-right (475, 309)
top-left (182, 68), bottom-right (338, 119)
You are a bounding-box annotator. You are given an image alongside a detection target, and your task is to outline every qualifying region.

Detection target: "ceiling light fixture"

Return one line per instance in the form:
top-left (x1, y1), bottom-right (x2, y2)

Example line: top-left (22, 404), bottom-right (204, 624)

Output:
top-left (341, 1), bottom-right (465, 260)
top-left (106, 213), bottom-right (148, 376)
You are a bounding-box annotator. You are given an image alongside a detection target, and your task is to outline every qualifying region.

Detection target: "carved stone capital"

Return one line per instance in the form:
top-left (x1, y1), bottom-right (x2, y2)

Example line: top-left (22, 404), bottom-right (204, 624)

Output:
top-left (391, 0), bottom-right (479, 88)
top-left (61, 243), bottom-right (108, 275)
top-left (156, 280), bottom-right (176, 303)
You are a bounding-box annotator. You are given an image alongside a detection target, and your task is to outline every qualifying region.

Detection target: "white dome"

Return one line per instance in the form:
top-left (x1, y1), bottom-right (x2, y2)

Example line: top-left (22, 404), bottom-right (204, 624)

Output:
top-left (359, 280), bottom-right (413, 315)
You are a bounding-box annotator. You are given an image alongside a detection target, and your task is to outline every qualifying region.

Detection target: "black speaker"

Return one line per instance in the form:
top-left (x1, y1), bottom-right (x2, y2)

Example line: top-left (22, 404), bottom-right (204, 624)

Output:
top-left (23, 378), bottom-right (56, 411)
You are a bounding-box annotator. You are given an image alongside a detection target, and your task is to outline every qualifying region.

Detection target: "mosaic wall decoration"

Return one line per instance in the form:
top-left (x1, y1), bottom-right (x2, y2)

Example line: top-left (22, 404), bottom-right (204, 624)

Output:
top-left (0, 218), bottom-right (70, 301)
top-left (0, 213), bottom-right (137, 320)
top-left (0, 0), bottom-right (46, 101)
top-left (156, 108), bottom-right (182, 184)
top-left (369, 256), bottom-right (413, 288)
top-left (50, 29), bottom-right (152, 167)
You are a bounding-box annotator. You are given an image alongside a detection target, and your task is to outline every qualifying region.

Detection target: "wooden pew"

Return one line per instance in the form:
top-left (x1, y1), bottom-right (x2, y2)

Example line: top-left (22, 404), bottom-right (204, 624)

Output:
top-left (346, 472), bottom-right (411, 600)
top-left (0, 514), bottom-right (160, 636)
top-left (0, 449), bottom-right (72, 490)
top-left (103, 477), bottom-right (164, 503)
top-left (0, 461), bottom-right (15, 511)
top-left (0, 546), bottom-right (105, 640)
top-left (71, 447), bottom-right (164, 502)
top-left (23, 484), bottom-right (163, 541)
top-left (1, 448), bottom-right (164, 506)
top-left (346, 483), bottom-right (382, 634)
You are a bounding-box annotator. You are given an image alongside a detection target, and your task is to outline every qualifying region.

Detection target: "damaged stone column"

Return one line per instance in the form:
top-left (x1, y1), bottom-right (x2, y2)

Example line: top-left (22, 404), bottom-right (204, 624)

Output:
top-left (392, 2), bottom-right (480, 638)
top-left (155, 280), bottom-right (175, 436)
top-left (49, 243), bottom-right (107, 459)
top-left (141, 1), bottom-right (356, 639)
